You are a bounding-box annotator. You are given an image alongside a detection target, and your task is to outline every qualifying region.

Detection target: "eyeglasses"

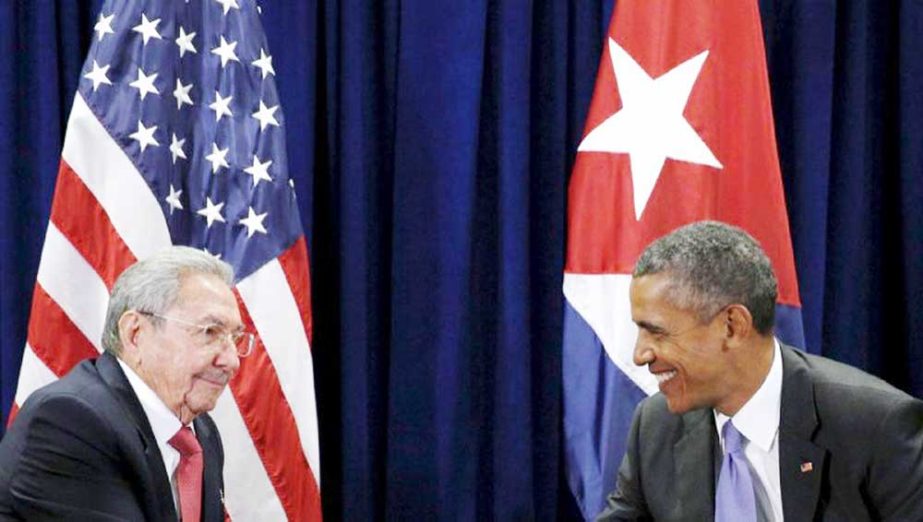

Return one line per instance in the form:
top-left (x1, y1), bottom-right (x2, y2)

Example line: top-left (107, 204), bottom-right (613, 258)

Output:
top-left (139, 311), bottom-right (256, 357)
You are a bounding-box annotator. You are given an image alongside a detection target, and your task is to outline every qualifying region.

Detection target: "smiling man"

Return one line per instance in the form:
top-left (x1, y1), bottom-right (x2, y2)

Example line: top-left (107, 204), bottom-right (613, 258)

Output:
top-left (0, 246), bottom-right (252, 521)
top-left (597, 221), bottom-right (923, 521)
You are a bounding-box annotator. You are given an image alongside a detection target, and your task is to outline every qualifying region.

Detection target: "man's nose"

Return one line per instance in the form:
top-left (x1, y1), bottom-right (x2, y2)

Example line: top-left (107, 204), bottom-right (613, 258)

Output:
top-left (215, 341), bottom-right (241, 372)
top-left (633, 337), bottom-right (654, 367)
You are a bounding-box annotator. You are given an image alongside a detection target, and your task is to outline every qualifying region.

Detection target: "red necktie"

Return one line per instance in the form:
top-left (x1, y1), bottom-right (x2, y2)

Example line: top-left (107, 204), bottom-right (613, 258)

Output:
top-left (169, 426), bottom-right (203, 522)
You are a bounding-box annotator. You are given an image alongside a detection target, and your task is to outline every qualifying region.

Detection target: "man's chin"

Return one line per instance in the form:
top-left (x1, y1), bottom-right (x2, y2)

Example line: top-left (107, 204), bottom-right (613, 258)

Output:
top-left (664, 395), bottom-right (691, 414)
top-left (184, 388), bottom-right (224, 419)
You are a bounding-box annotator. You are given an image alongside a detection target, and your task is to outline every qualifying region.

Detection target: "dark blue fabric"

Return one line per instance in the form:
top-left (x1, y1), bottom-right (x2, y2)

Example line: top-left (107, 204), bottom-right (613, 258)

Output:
top-left (763, 0), bottom-right (923, 394)
top-left (0, 0), bottom-right (104, 436)
top-left (1, 1), bottom-right (922, 520)
top-left (774, 304), bottom-right (805, 352)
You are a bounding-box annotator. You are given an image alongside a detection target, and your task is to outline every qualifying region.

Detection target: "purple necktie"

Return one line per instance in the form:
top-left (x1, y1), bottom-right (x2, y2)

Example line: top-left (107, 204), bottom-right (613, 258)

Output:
top-left (715, 421), bottom-right (757, 522)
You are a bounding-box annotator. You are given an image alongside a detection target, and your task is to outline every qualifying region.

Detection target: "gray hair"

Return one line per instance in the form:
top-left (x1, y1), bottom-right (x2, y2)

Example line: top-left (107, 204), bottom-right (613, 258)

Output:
top-left (633, 221), bottom-right (778, 334)
top-left (102, 246), bottom-right (235, 355)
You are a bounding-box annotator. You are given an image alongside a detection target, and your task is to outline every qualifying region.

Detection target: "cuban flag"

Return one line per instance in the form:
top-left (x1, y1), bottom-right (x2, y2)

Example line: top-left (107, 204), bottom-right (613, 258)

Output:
top-left (562, 1), bottom-right (804, 518)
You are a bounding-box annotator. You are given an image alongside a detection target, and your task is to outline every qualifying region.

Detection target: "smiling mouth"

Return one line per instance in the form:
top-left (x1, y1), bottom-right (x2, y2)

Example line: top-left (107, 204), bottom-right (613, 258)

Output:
top-left (654, 370), bottom-right (677, 385)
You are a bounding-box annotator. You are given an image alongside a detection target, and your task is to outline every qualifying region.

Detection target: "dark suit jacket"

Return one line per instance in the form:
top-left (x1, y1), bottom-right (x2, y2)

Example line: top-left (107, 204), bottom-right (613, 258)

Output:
top-left (598, 345), bottom-right (923, 521)
top-left (0, 352), bottom-right (226, 521)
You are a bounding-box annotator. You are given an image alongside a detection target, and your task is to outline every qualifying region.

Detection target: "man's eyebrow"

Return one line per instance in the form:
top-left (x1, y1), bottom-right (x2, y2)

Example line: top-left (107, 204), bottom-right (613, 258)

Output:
top-left (199, 314), bottom-right (244, 331)
top-left (198, 314), bottom-right (227, 326)
top-left (636, 321), bottom-right (667, 335)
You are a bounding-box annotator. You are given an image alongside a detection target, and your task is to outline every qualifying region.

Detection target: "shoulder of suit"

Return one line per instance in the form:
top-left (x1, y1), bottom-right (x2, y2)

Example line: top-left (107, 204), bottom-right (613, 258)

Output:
top-left (784, 345), bottom-right (919, 408)
top-left (25, 357), bottom-right (108, 404)
top-left (12, 374), bottom-right (116, 438)
top-left (635, 392), bottom-right (711, 438)
top-left (16, 356), bottom-right (148, 437)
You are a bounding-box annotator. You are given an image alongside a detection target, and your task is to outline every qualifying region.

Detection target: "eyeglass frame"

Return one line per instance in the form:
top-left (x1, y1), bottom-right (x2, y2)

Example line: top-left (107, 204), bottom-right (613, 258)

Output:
top-left (137, 310), bottom-right (256, 357)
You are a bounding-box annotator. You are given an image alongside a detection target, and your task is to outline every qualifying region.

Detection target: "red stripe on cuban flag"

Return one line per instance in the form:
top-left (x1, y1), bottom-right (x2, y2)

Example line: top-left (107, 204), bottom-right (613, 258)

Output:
top-left (9, 90), bottom-right (322, 519)
top-left (562, 1), bottom-right (803, 518)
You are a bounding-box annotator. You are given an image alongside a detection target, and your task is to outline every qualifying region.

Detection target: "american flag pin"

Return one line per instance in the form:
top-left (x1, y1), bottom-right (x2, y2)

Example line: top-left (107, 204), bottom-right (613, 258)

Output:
top-left (800, 461), bottom-right (813, 473)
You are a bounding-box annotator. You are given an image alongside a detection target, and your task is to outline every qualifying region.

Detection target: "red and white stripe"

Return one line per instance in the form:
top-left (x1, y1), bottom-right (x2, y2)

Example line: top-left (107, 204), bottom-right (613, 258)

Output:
top-left (10, 93), bottom-right (322, 520)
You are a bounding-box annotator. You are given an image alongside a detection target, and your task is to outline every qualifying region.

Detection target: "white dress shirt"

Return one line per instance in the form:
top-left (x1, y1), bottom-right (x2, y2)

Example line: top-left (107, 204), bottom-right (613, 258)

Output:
top-left (714, 339), bottom-right (784, 522)
top-left (118, 359), bottom-right (185, 516)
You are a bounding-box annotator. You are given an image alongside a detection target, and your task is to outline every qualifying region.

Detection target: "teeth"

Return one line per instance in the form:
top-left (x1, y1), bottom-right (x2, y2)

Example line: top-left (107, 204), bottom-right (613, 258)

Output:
top-left (655, 370), bottom-right (677, 384)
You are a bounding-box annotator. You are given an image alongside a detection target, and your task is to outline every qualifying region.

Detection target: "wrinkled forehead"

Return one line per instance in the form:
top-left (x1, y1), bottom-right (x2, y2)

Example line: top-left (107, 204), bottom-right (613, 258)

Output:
top-left (172, 272), bottom-right (241, 324)
top-left (630, 273), bottom-right (697, 317)
top-left (630, 271), bottom-right (679, 297)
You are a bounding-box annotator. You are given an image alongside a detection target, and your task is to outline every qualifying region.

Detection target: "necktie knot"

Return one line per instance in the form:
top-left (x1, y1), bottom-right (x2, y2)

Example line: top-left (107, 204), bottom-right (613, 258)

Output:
top-left (169, 426), bottom-right (202, 457)
top-left (722, 420), bottom-right (745, 454)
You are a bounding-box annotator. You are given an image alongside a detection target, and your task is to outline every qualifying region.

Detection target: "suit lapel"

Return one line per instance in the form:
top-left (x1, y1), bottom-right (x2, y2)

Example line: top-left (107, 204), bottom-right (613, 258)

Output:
top-left (674, 409), bottom-right (718, 521)
top-left (96, 353), bottom-right (179, 521)
top-left (778, 346), bottom-right (827, 522)
top-left (195, 415), bottom-right (225, 522)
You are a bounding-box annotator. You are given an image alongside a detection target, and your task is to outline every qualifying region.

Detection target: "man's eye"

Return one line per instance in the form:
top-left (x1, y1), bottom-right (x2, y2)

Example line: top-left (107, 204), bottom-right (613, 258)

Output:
top-left (650, 330), bottom-right (668, 340)
top-left (203, 324), bottom-right (224, 339)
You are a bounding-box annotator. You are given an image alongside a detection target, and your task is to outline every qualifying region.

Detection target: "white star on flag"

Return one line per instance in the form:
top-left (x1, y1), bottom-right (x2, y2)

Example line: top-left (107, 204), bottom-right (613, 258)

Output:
top-left (205, 143), bottom-right (230, 173)
top-left (129, 68), bottom-right (160, 100)
top-left (170, 133), bottom-right (187, 163)
top-left (128, 120), bottom-right (159, 152)
top-left (94, 12), bottom-right (115, 42)
top-left (214, 0), bottom-right (241, 16)
top-left (165, 184), bottom-right (184, 213)
top-left (239, 206), bottom-right (268, 238)
top-left (252, 49), bottom-right (275, 79)
top-left (197, 197), bottom-right (226, 228)
top-left (578, 38), bottom-right (722, 220)
top-left (244, 155), bottom-right (273, 186)
top-left (173, 79), bottom-right (194, 109)
top-left (176, 26), bottom-right (197, 57)
top-left (132, 13), bottom-right (163, 46)
top-left (252, 100), bottom-right (279, 130)
top-left (211, 36), bottom-right (240, 67)
top-left (209, 91), bottom-right (234, 121)
top-left (84, 60), bottom-right (112, 91)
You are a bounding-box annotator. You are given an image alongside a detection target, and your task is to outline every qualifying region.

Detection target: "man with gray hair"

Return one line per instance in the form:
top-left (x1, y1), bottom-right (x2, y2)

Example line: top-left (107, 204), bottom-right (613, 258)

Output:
top-left (598, 221), bottom-right (923, 521)
top-left (0, 246), bottom-right (254, 521)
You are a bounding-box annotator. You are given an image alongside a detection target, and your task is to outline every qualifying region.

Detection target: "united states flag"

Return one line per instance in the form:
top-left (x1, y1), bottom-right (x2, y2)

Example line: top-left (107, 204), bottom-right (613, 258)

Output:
top-left (8, 0), bottom-right (321, 519)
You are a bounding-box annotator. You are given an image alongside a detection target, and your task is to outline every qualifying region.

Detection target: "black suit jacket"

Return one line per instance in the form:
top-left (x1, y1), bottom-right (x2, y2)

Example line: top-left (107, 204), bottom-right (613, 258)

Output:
top-left (598, 345), bottom-right (923, 521)
top-left (0, 352), bottom-right (226, 521)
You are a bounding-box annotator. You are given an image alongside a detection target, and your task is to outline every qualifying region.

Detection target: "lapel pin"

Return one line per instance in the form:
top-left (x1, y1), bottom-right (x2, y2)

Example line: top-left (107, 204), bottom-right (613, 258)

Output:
top-left (800, 461), bottom-right (813, 473)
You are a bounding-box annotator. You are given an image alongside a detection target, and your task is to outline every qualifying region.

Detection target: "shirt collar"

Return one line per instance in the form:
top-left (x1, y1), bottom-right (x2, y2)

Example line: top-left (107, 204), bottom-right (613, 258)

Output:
top-left (714, 338), bottom-right (783, 452)
top-left (117, 358), bottom-right (184, 444)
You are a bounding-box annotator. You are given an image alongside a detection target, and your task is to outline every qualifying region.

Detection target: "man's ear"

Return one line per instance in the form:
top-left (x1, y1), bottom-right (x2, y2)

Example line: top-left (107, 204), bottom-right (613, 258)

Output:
top-left (723, 304), bottom-right (753, 346)
top-left (117, 311), bottom-right (144, 363)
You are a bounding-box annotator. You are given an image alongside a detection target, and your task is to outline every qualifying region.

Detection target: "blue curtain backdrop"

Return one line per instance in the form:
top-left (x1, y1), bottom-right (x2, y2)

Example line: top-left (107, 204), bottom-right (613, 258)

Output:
top-left (1, 0), bottom-right (921, 520)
